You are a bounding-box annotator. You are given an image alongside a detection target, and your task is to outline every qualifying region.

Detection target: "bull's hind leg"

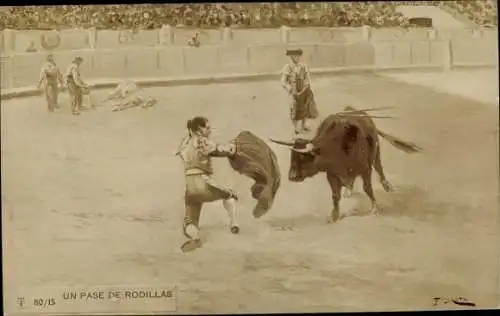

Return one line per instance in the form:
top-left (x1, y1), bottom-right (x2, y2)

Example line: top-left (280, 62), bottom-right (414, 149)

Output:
top-left (326, 173), bottom-right (342, 223)
top-left (373, 142), bottom-right (393, 192)
top-left (361, 171), bottom-right (382, 215)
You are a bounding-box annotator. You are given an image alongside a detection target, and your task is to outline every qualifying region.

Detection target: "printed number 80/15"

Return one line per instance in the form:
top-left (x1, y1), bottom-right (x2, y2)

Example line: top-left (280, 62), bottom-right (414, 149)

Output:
top-left (33, 298), bottom-right (56, 307)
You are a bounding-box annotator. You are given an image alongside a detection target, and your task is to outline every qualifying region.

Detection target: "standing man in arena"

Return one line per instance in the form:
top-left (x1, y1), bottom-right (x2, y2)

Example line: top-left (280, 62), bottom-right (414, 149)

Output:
top-left (37, 54), bottom-right (64, 112)
top-left (280, 48), bottom-right (319, 135)
top-left (175, 116), bottom-right (240, 253)
top-left (64, 56), bottom-right (89, 116)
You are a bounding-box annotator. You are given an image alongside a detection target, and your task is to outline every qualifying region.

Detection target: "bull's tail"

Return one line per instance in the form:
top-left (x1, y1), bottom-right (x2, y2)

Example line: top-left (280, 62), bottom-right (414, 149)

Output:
top-left (376, 129), bottom-right (423, 153)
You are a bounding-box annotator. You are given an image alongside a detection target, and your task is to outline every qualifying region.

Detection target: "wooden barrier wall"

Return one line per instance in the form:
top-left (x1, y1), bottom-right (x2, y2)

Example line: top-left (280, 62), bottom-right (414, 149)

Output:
top-left (1, 35), bottom-right (497, 91)
top-left (1, 26), bottom-right (497, 53)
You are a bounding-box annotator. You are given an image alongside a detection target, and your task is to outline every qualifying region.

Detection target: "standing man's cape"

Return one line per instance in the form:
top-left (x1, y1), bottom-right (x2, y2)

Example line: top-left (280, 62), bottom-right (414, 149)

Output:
top-left (227, 131), bottom-right (281, 219)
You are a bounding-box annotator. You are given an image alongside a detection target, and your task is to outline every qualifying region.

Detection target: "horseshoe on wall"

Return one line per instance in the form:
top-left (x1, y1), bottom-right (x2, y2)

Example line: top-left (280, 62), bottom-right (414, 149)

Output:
top-left (41, 30), bottom-right (61, 50)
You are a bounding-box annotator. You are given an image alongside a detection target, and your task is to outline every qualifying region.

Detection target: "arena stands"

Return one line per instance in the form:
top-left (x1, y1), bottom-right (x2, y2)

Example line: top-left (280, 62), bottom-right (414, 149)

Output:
top-left (442, 0), bottom-right (497, 27)
top-left (0, 1), bottom-right (496, 30)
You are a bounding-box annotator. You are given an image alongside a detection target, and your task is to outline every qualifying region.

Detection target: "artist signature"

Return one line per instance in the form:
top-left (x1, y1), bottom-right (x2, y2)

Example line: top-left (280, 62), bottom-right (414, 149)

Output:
top-left (432, 296), bottom-right (476, 307)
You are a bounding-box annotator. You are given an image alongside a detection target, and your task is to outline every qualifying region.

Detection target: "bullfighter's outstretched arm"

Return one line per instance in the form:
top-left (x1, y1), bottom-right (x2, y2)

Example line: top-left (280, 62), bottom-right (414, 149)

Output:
top-left (199, 138), bottom-right (236, 157)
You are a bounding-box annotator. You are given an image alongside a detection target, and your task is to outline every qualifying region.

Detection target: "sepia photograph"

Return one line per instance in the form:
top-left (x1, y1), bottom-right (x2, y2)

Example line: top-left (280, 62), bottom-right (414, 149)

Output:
top-left (1, 1), bottom-right (499, 314)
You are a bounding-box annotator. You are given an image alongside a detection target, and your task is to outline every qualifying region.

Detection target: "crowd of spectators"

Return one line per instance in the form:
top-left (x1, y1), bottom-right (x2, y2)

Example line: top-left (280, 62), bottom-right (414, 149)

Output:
top-left (0, 1), bottom-right (497, 31)
top-left (443, 0), bottom-right (497, 27)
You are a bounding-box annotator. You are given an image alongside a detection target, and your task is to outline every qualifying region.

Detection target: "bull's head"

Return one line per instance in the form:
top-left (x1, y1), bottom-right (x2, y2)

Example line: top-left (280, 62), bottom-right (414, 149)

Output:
top-left (270, 137), bottom-right (320, 182)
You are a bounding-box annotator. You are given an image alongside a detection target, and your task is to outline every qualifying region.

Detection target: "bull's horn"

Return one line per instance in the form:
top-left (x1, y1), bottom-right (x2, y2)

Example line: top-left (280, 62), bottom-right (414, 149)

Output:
top-left (291, 143), bottom-right (315, 153)
top-left (269, 138), bottom-right (294, 146)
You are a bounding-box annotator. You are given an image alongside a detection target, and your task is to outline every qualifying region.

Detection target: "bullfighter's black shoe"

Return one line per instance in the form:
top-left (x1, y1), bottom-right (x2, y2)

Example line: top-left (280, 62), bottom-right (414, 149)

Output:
top-left (180, 238), bottom-right (202, 253)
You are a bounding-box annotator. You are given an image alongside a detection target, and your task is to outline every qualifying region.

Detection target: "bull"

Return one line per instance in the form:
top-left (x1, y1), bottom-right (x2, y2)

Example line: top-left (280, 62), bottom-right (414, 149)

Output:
top-left (270, 106), bottom-right (422, 222)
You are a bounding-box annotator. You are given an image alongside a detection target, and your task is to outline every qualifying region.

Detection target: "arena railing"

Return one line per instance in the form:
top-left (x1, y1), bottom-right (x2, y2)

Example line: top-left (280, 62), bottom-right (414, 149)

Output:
top-left (1, 26), bottom-right (497, 100)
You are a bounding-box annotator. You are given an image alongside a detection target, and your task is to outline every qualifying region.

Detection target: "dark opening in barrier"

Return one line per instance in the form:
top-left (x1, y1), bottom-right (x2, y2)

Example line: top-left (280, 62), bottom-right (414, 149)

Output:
top-left (409, 17), bottom-right (433, 28)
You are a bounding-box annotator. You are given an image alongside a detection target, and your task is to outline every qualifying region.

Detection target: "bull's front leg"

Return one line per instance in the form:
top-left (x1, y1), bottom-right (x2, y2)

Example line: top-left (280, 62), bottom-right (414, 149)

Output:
top-left (326, 173), bottom-right (342, 223)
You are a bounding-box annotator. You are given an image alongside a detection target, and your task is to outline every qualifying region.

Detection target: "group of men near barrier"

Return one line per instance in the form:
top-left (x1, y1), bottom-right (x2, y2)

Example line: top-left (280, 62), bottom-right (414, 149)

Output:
top-left (36, 47), bottom-right (315, 126)
top-left (37, 54), bottom-right (157, 115)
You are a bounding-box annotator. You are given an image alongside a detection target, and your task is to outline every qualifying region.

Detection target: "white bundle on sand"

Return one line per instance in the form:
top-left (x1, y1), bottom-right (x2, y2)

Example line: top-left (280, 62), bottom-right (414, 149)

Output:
top-left (96, 80), bottom-right (157, 111)
top-left (108, 80), bottom-right (140, 100)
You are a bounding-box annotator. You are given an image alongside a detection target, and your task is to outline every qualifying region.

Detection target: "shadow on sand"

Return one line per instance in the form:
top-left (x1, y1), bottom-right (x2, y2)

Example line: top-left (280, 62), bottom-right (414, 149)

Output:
top-left (352, 184), bottom-right (466, 224)
top-left (263, 184), bottom-right (464, 228)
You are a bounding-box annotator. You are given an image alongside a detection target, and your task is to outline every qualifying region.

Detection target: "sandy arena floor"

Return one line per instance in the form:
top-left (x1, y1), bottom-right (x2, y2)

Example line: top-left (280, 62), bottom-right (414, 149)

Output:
top-left (2, 70), bottom-right (499, 313)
